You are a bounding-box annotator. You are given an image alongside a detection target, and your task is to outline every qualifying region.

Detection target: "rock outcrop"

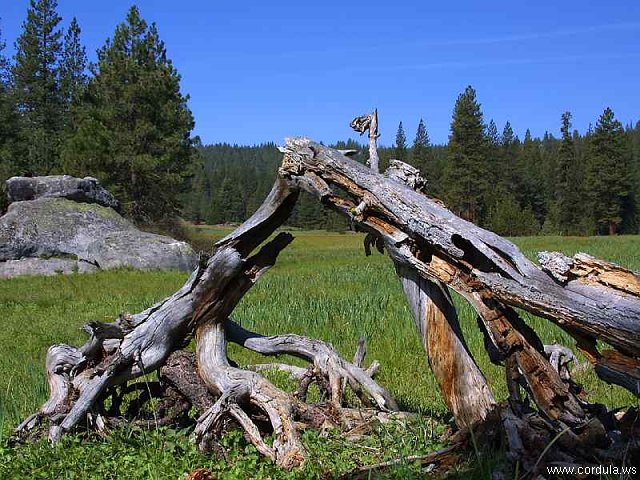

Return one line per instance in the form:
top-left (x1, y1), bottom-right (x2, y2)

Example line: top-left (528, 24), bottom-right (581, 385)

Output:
top-left (0, 176), bottom-right (198, 278)
top-left (6, 175), bottom-right (121, 211)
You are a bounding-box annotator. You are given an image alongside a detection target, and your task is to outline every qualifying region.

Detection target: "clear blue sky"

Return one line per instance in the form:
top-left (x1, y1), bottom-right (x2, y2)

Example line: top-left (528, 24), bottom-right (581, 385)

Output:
top-left (2, 1), bottom-right (639, 146)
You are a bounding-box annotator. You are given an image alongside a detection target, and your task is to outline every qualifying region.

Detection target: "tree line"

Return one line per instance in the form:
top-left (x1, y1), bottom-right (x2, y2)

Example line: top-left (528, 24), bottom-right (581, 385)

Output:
top-left (1, 3), bottom-right (638, 236)
top-left (0, 1), bottom-right (197, 223)
top-left (431, 87), bottom-right (639, 236)
top-left (184, 87), bottom-right (639, 236)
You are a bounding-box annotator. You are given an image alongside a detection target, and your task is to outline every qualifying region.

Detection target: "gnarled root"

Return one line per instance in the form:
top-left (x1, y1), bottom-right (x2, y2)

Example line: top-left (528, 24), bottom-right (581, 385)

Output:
top-left (226, 320), bottom-right (398, 411)
top-left (12, 265), bottom-right (206, 443)
top-left (195, 322), bottom-right (334, 469)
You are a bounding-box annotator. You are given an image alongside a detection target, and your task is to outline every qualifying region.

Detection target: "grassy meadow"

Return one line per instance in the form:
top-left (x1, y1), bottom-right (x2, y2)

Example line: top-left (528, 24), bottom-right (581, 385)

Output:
top-left (1, 227), bottom-right (639, 478)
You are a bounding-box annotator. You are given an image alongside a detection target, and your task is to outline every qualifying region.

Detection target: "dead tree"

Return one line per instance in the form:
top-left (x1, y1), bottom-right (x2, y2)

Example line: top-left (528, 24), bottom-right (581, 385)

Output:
top-left (14, 113), bottom-right (640, 476)
top-left (279, 134), bottom-right (640, 473)
top-left (13, 179), bottom-right (397, 468)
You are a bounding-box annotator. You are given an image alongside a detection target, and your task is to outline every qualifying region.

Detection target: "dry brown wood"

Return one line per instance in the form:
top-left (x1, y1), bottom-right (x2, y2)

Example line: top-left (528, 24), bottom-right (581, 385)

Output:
top-left (539, 251), bottom-right (640, 296)
top-left (278, 137), bottom-right (640, 370)
top-left (381, 159), bottom-right (496, 428)
top-left (538, 251), bottom-right (640, 394)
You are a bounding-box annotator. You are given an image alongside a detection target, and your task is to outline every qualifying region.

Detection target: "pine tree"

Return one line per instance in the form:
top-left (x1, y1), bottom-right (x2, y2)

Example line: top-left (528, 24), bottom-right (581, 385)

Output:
top-left (485, 119), bottom-right (502, 190)
top-left (486, 119), bottom-right (500, 148)
top-left (0, 24), bottom-right (20, 212)
top-left (501, 121), bottom-right (521, 197)
top-left (60, 17), bottom-right (87, 130)
top-left (394, 121), bottom-right (407, 161)
top-left (584, 107), bottom-right (632, 234)
top-left (554, 112), bottom-right (582, 234)
top-left (63, 6), bottom-right (196, 223)
top-left (520, 129), bottom-right (545, 223)
top-left (411, 119), bottom-right (428, 166)
top-left (410, 118), bottom-right (439, 195)
top-left (12, 0), bottom-right (64, 174)
top-left (0, 25), bottom-right (9, 86)
top-left (627, 121), bottom-right (640, 232)
top-left (443, 86), bottom-right (489, 223)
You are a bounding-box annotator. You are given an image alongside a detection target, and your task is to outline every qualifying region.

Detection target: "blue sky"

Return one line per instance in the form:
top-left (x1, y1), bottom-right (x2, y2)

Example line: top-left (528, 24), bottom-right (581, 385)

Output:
top-left (1, 1), bottom-right (639, 146)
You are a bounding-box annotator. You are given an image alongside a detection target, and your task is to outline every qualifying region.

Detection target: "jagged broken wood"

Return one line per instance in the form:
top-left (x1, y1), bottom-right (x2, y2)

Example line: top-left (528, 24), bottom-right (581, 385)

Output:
top-left (13, 178), bottom-right (397, 469)
top-left (14, 115), bottom-right (640, 477)
top-left (278, 136), bottom-right (640, 474)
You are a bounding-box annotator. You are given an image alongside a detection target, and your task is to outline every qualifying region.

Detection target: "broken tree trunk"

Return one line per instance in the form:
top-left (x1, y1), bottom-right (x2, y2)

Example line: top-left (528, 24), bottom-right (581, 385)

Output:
top-left (14, 178), bottom-right (397, 469)
top-left (383, 160), bottom-right (496, 428)
top-left (278, 137), bottom-right (640, 372)
top-left (279, 136), bottom-right (640, 473)
top-left (14, 118), bottom-right (640, 476)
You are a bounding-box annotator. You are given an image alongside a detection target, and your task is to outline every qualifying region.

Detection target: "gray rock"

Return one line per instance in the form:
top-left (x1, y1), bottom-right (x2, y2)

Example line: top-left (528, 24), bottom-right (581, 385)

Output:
top-left (0, 257), bottom-right (98, 279)
top-left (5, 175), bottom-right (121, 211)
top-left (0, 197), bottom-right (197, 275)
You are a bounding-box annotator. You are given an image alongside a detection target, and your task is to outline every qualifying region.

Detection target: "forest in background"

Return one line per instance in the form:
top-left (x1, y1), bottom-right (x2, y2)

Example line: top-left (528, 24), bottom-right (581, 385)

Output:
top-left (184, 101), bottom-right (640, 236)
top-left (1, 1), bottom-right (639, 236)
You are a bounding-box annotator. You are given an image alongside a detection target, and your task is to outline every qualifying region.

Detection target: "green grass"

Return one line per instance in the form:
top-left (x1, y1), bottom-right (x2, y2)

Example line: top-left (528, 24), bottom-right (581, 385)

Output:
top-left (1, 230), bottom-right (639, 478)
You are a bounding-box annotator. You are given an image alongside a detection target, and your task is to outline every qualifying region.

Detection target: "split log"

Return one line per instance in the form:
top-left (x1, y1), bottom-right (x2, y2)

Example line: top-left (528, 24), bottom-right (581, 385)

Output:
top-left (539, 251), bottom-right (640, 394)
top-left (539, 251), bottom-right (640, 296)
top-left (278, 136), bottom-right (640, 473)
top-left (383, 160), bottom-right (496, 428)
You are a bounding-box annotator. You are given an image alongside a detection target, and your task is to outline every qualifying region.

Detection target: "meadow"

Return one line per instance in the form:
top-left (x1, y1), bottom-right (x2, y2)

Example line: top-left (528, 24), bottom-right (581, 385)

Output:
top-left (0, 228), bottom-right (638, 479)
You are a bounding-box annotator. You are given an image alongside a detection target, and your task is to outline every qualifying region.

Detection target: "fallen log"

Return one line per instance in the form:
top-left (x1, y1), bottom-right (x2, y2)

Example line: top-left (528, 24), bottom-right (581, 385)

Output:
top-left (278, 136), bottom-right (640, 369)
top-left (14, 114), bottom-right (640, 477)
top-left (278, 135), bottom-right (640, 474)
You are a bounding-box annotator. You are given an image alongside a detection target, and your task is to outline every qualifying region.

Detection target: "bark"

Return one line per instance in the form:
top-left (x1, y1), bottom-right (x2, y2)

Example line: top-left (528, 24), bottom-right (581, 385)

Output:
top-left (383, 160), bottom-right (496, 428)
top-left (278, 137), bottom-right (640, 474)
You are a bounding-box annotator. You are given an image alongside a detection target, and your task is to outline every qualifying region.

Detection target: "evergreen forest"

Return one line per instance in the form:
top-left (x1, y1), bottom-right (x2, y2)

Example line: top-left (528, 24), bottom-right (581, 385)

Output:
top-left (1, 1), bottom-right (639, 236)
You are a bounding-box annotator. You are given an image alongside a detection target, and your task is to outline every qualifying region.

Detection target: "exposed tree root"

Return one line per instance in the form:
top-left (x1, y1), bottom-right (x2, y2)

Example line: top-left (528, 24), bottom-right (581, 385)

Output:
top-left (225, 320), bottom-right (398, 411)
top-left (196, 322), bottom-right (317, 468)
top-left (14, 126), bottom-right (640, 477)
top-left (12, 179), bottom-right (399, 470)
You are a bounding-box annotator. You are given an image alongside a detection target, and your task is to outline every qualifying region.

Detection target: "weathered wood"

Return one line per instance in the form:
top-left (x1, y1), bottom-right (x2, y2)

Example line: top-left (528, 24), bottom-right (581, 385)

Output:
top-left (350, 110), bottom-right (379, 172)
top-left (278, 138), bottom-right (640, 359)
top-left (277, 137), bottom-right (640, 473)
top-left (226, 320), bottom-right (397, 411)
top-left (282, 143), bottom-right (587, 427)
top-left (385, 159), bottom-right (427, 193)
top-left (539, 251), bottom-right (640, 296)
top-left (538, 251), bottom-right (640, 393)
top-left (382, 159), bottom-right (496, 428)
top-left (593, 350), bottom-right (640, 395)
top-left (16, 122), bottom-right (640, 477)
top-left (14, 180), bottom-right (301, 442)
top-left (395, 265), bottom-right (497, 428)
top-left (16, 173), bottom-right (400, 470)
